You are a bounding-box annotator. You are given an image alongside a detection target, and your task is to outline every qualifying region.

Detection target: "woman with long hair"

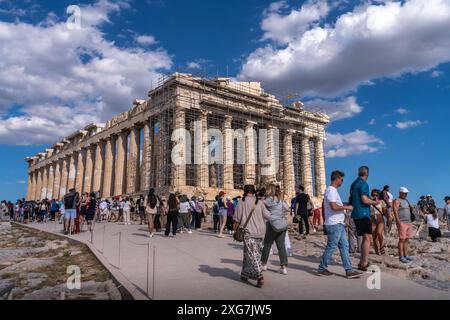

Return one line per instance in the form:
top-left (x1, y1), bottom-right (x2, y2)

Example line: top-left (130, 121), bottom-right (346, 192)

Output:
top-left (145, 188), bottom-right (158, 237)
top-left (234, 185), bottom-right (271, 288)
top-left (217, 191), bottom-right (228, 238)
top-left (370, 189), bottom-right (386, 255)
top-left (261, 184), bottom-right (289, 275)
top-left (165, 193), bottom-right (179, 237)
top-left (85, 192), bottom-right (97, 232)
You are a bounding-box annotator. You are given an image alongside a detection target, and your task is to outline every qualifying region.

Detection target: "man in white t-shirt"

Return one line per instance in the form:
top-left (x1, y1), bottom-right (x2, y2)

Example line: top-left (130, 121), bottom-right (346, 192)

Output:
top-left (318, 170), bottom-right (361, 279)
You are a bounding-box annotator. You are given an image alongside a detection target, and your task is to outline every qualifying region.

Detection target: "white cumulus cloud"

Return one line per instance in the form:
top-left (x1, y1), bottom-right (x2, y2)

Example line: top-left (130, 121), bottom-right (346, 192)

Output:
top-left (325, 129), bottom-right (384, 158)
top-left (0, 0), bottom-right (172, 145)
top-left (304, 96), bottom-right (362, 121)
top-left (136, 34), bottom-right (156, 45)
top-left (239, 0), bottom-right (450, 98)
top-left (395, 120), bottom-right (427, 129)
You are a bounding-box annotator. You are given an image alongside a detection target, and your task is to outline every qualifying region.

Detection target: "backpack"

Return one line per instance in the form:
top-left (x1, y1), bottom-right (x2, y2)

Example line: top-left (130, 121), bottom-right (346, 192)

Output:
top-left (213, 202), bottom-right (219, 215)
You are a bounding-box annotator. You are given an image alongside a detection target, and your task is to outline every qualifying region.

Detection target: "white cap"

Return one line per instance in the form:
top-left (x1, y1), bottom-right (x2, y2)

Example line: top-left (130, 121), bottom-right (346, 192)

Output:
top-left (399, 187), bottom-right (409, 193)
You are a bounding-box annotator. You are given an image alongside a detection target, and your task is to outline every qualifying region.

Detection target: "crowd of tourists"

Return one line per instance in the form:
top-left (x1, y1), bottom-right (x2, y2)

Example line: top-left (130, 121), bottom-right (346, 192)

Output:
top-left (1, 165), bottom-right (449, 288)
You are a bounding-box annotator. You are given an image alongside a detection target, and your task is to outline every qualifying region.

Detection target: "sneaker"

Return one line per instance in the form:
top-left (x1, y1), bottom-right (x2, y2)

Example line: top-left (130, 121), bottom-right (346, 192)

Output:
top-left (261, 265), bottom-right (267, 271)
top-left (149, 233), bottom-right (154, 238)
top-left (217, 234), bottom-right (225, 238)
top-left (279, 267), bottom-right (287, 275)
top-left (346, 271), bottom-right (362, 279)
top-left (187, 230), bottom-right (193, 234)
top-left (317, 269), bottom-right (333, 276)
top-left (399, 257), bottom-right (409, 263)
top-left (404, 256), bottom-right (413, 262)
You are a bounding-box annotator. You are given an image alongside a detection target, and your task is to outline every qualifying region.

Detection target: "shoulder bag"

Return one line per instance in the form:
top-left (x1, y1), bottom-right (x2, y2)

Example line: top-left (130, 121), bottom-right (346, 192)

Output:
top-left (233, 203), bottom-right (256, 242)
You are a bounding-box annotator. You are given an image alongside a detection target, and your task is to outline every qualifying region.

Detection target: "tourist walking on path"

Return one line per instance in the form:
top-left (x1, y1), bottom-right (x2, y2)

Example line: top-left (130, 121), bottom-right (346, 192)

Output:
top-left (155, 196), bottom-right (166, 231)
top-left (189, 196), bottom-right (198, 229)
top-left (145, 188), bottom-right (158, 237)
top-left (444, 197), bottom-right (450, 230)
top-left (178, 194), bottom-right (192, 234)
top-left (393, 187), bottom-right (414, 263)
top-left (370, 189), bottom-right (386, 255)
top-left (295, 186), bottom-right (314, 237)
top-left (234, 185), bottom-right (271, 288)
top-left (85, 192), bottom-right (97, 232)
top-left (165, 193), bottom-right (178, 237)
top-left (50, 199), bottom-right (58, 221)
top-left (137, 195), bottom-right (146, 225)
top-left (212, 195), bottom-right (220, 233)
top-left (226, 196), bottom-right (235, 234)
top-left (80, 192), bottom-right (89, 231)
top-left (381, 185), bottom-right (394, 235)
top-left (424, 206), bottom-right (441, 242)
top-left (217, 191), bottom-right (228, 237)
top-left (38, 199), bottom-right (49, 223)
top-left (349, 166), bottom-right (380, 271)
top-left (261, 184), bottom-right (289, 275)
top-left (63, 189), bottom-right (78, 235)
top-left (318, 170), bottom-right (361, 278)
top-left (123, 196), bottom-right (132, 225)
top-left (196, 196), bottom-right (206, 229)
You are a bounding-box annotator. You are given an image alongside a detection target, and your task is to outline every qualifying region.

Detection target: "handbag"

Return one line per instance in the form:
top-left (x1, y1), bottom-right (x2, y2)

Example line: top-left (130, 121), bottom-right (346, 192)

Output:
top-left (269, 216), bottom-right (288, 232)
top-left (406, 199), bottom-right (415, 222)
top-left (233, 203), bottom-right (256, 242)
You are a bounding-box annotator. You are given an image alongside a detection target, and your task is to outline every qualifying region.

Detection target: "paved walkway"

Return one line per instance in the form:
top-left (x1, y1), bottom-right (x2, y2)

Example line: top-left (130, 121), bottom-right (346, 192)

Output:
top-left (23, 221), bottom-right (449, 300)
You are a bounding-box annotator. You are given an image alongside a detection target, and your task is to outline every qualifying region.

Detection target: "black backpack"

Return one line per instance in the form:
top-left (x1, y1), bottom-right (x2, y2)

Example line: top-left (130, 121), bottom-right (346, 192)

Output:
top-left (213, 202), bottom-right (219, 215)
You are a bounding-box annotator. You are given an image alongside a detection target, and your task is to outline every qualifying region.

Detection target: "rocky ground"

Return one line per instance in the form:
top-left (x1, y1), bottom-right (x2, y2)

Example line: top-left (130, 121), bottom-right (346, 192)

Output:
top-left (0, 222), bottom-right (122, 300)
top-left (286, 221), bottom-right (450, 292)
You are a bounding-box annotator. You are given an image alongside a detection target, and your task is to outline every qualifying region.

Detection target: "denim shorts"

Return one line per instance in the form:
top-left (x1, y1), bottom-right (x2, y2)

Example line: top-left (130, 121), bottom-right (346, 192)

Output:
top-left (219, 208), bottom-right (228, 218)
top-left (64, 209), bottom-right (76, 220)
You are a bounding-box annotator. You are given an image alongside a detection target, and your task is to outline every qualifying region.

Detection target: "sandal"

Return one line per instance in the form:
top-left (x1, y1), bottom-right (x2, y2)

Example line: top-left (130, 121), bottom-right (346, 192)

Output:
top-left (358, 263), bottom-right (371, 271)
top-left (256, 277), bottom-right (264, 288)
top-left (240, 276), bottom-right (248, 282)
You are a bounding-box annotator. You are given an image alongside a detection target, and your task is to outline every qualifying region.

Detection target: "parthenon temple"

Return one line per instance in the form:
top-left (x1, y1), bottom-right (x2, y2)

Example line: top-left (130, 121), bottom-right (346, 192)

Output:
top-left (25, 73), bottom-right (329, 203)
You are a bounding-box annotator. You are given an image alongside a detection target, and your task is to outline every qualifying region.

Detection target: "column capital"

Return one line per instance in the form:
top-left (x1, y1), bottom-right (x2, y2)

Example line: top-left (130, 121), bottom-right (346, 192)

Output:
top-left (267, 124), bottom-right (278, 129)
top-left (246, 120), bottom-right (257, 128)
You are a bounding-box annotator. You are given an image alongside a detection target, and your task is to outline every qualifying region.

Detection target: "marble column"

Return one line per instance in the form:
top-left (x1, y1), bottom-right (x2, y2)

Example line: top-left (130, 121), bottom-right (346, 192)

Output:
top-left (83, 147), bottom-right (94, 194)
top-left (283, 130), bottom-right (296, 198)
top-left (41, 165), bottom-right (49, 199)
top-left (114, 132), bottom-right (127, 196)
top-left (67, 153), bottom-right (77, 191)
top-left (46, 163), bottom-right (55, 199)
top-left (156, 115), bottom-right (166, 188)
top-left (314, 137), bottom-right (326, 198)
top-left (265, 125), bottom-right (278, 183)
top-left (141, 120), bottom-right (152, 191)
top-left (59, 158), bottom-right (69, 197)
top-left (223, 115), bottom-right (234, 190)
top-left (26, 173), bottom-right (33, 201)
top-left (244, 121), bottom-right (257, 185)
top-left (172, 108), bottom-right (186, 187)
top-left (127, 127), bottom-right (140, 194)
top-left (195, 111), bottom-right (209, 188)
top-left (92, 142), bottom-right (104, 195)
top-left (75, 150), bottom-right (85, 195)
top-left (301, 134), bottom-right (314, 197)
top-left (102, 138), bottom-right (114, 198)
top-left (35, 169), bottom-right (42, 200)
top-left (53, 160), bottom-right (62, 200)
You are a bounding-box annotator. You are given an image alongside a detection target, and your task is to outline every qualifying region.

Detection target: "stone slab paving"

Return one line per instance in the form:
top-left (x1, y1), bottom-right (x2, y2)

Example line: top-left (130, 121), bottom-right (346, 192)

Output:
top-left (24, 221), bottom-right (449, 300)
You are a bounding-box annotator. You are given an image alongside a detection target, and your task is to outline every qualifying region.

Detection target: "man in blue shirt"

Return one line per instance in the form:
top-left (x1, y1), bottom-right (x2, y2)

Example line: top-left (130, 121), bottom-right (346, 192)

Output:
top-left (349, 166), bottom-right (380, 271)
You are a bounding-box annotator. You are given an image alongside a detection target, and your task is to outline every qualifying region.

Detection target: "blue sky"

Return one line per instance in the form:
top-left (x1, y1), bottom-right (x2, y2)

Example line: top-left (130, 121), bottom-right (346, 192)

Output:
top-left (0, 0), bottom-right (449, 205)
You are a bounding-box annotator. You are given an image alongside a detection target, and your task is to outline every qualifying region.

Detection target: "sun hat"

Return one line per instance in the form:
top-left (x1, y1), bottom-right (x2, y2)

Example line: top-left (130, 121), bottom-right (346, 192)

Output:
top-left (399, 187), bottom-right (409, 193)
